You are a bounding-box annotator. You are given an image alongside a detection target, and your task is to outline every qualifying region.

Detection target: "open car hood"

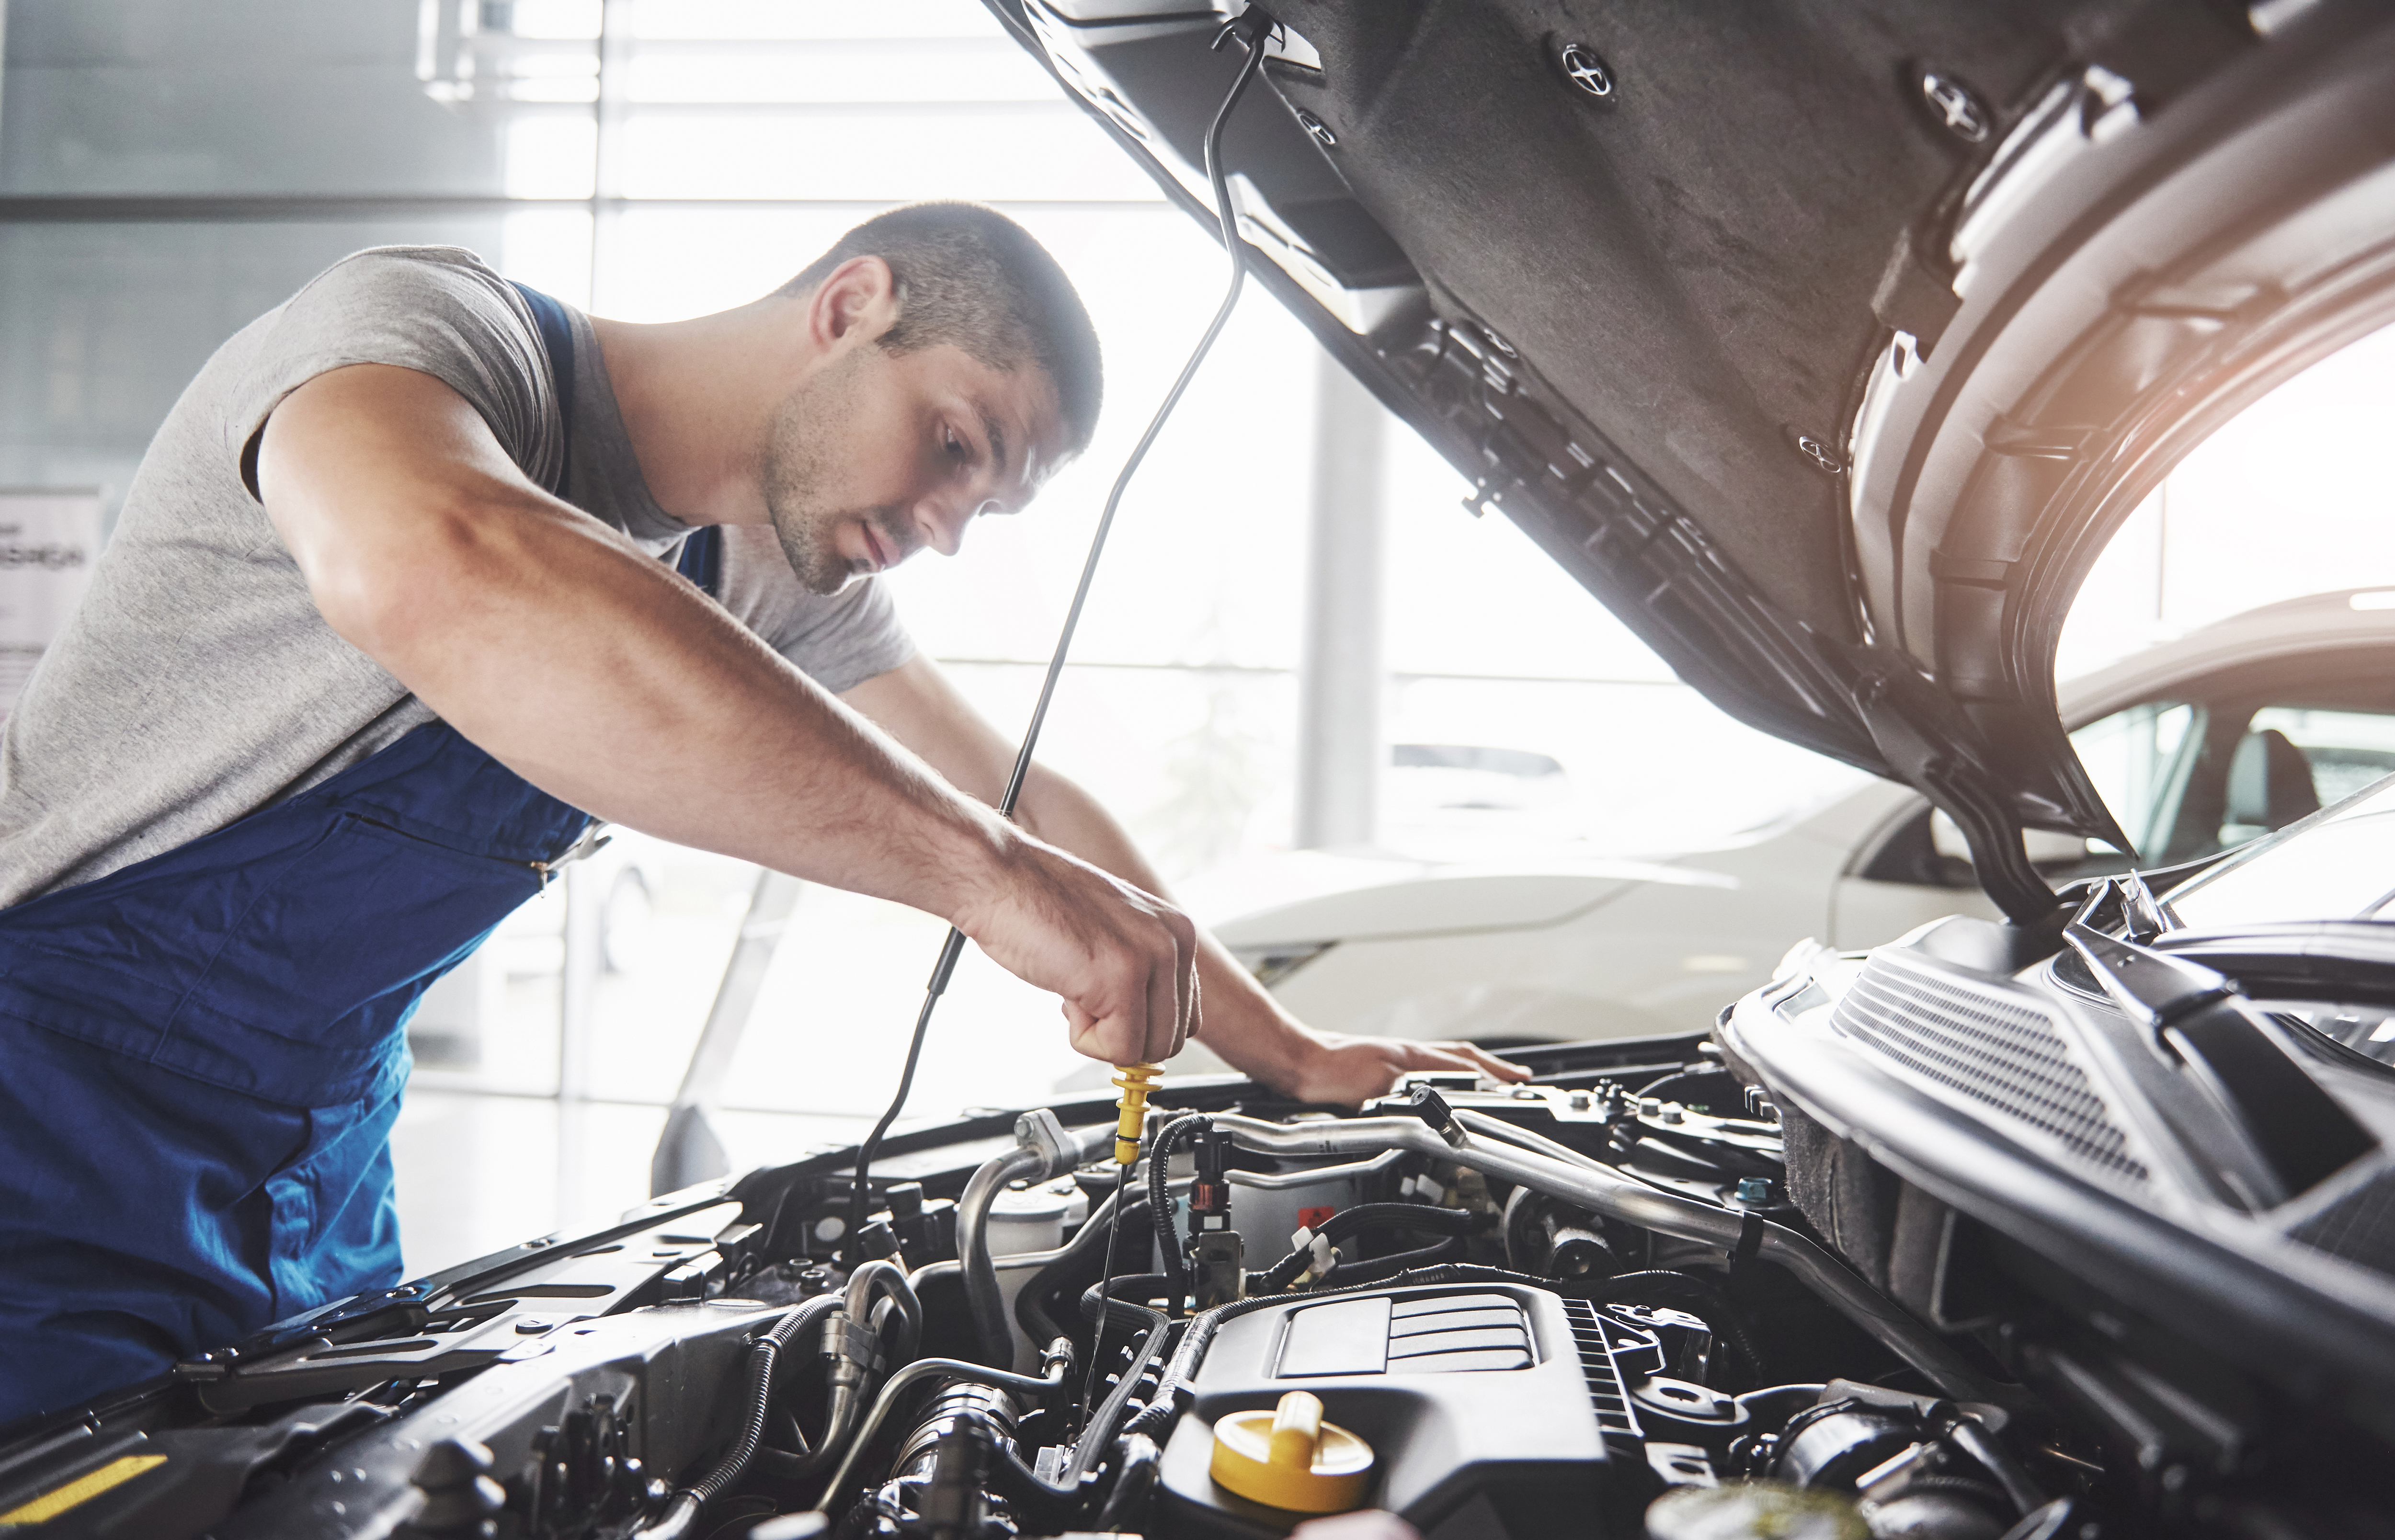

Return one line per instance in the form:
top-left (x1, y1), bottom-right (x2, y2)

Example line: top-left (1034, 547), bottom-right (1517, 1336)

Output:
top-left (985, 0), bottom-right (2395, 921)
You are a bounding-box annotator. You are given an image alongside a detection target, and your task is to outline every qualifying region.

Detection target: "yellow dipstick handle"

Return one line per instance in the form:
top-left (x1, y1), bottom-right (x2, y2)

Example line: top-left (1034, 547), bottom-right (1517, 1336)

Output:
top-left (1267, 1390), bottom-right (1324, 1471)
top-left (1113, 1062), bottom-right (1161, 1166)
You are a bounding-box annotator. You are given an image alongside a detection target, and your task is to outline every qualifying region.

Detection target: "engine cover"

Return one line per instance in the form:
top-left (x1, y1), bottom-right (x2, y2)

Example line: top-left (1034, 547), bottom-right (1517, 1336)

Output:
top-left (1157, 1284), bottom-right (1639, 1538)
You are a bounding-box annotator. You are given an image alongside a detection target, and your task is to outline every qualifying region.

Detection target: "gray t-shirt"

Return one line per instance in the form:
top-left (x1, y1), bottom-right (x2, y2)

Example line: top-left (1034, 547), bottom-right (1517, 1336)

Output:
top-left (0, 245), bottom-right (913, 906)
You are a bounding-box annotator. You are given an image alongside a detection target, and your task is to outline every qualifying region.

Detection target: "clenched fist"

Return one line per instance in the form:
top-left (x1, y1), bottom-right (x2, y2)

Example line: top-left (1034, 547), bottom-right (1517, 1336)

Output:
top-left (955, 831), bottom-right (1200, 1065)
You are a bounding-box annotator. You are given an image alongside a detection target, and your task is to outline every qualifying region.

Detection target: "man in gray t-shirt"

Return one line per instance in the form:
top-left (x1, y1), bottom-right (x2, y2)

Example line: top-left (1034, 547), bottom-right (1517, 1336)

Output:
top-left (0, 204), bottom-right (1518, 1423)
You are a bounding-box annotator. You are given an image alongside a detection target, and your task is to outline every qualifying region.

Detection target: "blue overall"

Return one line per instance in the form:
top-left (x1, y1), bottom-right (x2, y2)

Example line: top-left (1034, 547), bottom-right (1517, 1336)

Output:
top-left (0, 285), bottom-right (722, 1426)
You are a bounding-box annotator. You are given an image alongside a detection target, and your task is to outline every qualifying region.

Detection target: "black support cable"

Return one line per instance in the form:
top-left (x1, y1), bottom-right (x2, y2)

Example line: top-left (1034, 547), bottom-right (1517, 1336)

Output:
top-left (1075, 1164), bottom-right (1136, 1438)
top-left (844, 11), bottom-right (1273, 1263)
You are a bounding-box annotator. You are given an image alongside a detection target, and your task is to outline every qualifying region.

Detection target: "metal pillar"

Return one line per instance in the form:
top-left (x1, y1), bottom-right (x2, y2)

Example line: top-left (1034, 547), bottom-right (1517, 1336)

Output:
top-left (1293, 353), bottom-right (1388, 849)
top-left (558, 861), bottom-right (604, 1101)
top-left (590, 0), bottom-right (633, 307)
top-left (650, 867), bottom-right (806, 1195)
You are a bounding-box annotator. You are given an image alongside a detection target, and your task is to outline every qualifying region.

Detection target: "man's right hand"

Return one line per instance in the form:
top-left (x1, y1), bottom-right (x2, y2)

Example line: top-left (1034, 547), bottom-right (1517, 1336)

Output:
top-left (957, 835), bottom-right (1200, 1066)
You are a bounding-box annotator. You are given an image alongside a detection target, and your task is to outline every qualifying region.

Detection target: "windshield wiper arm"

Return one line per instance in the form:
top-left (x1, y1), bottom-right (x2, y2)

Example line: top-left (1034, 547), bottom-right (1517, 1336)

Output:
top-left (2066, 883), bottom-right (2376, 1207)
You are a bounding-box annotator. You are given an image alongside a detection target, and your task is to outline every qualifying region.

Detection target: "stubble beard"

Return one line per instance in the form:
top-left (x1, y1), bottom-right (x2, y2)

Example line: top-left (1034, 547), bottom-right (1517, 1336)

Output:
top-left (760, 352), bottom-right (902, 596)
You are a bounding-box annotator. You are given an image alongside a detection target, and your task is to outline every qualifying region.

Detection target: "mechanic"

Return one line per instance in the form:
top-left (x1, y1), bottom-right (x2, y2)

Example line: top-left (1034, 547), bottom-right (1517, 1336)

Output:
top-left (0, 202), bottom-right (1521, 1423)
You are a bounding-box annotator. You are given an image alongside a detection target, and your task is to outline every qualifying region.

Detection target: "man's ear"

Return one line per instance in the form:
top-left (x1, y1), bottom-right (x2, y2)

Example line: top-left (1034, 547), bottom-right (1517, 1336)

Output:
top-left (808, 256), bottom-right (900, 352)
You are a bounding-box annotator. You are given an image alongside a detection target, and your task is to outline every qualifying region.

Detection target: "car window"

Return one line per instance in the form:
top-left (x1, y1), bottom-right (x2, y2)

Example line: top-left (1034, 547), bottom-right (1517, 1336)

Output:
top-left (2150, 700), bottom-right (2395, 864)
top-left (2243, 706), bottom-right (2395, 812)
top-left (2166, 773), bottom-right (2395, 927)
top-left (2068, 700), bottom-right (2201, 862)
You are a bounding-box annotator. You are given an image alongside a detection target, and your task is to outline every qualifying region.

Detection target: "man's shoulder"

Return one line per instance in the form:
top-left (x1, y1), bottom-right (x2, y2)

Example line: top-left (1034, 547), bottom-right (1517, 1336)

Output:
top-left (284, 244), bottom-right (524, 323)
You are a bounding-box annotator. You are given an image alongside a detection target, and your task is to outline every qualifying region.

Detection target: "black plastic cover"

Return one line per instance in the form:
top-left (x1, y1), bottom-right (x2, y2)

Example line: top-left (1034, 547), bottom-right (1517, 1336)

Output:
top-left (1157, 1284), bottom-right (1620, 1538)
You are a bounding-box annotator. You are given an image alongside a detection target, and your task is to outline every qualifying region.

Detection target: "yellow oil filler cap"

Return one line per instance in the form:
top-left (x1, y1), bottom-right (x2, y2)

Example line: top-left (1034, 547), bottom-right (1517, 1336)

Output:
top-left (1208, 1390), bottom-right (1374, 1513)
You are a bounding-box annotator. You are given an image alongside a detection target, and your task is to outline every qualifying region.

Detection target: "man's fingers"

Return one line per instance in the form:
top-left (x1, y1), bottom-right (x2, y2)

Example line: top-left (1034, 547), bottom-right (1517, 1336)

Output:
top-left (1183, 962), bottom-right (1202, 1049)
top-left (1143, 939), bottom-right (1178, 1063)
top-left (1437, 1041), bottom-right (1533, 1082)
top-left (1403, 1043), bottom-right (1483, 1075)
top-left (1391, 1039), bottom-right (1531, 1087)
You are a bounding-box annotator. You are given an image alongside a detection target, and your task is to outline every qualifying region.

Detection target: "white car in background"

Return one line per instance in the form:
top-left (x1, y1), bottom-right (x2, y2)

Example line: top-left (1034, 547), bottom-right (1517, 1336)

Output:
top-left (1209, 589), bottom-right (2395, 1048)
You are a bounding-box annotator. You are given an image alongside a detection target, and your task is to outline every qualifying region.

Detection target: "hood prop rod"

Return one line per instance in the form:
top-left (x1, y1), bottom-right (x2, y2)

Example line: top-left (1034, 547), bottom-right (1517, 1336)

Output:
top-left (844, 9), bottom-right (1280, 1265)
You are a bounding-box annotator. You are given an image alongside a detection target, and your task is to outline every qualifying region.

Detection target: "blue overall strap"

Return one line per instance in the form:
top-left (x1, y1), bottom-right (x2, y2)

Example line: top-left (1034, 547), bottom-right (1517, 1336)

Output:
top-left (510, 280), bottom-right (575, 498)
top-left (675, 524), bottom-right (723, 597)
top-left (512, 278), bottom-right (723, 600)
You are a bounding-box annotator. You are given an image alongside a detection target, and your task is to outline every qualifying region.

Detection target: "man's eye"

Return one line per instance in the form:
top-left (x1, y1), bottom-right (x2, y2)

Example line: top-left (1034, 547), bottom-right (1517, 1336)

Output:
top-left (945, 430), bottom-right (969, 462)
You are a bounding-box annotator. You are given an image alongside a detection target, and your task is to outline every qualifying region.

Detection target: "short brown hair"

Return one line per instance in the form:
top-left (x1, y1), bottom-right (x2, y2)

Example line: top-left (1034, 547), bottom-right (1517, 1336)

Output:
top-left (780, 202), bottom-right (1103, 453)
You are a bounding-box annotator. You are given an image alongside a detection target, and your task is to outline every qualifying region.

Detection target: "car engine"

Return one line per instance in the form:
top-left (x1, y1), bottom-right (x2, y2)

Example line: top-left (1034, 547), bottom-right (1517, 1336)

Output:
top-left (9, 892), bottom-right (2395, 1539)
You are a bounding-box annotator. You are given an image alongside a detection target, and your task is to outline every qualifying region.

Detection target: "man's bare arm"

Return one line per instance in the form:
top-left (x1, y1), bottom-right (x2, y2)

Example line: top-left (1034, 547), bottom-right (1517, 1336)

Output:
top-left (256, 363), bottom-right (1194, 1063)
top-left (842, 655), bottom-right (1529, 1102)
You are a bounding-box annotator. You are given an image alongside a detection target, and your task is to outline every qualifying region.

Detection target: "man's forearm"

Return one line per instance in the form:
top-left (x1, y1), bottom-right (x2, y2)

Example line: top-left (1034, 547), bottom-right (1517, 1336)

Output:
top-left (1014, 766), bottom-right (1317, 1078)
top-left (358, 494), bottom-right (1012, 912)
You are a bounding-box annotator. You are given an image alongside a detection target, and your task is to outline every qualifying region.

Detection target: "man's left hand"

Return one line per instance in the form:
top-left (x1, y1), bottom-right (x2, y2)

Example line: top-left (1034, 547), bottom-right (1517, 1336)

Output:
top-left (1279, 1029), bottom-right (1531, 1106)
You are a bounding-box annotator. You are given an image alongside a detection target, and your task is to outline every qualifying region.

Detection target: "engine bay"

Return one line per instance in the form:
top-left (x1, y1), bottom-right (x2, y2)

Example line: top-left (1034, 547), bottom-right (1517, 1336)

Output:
top-left (12, 891), bottom-right (2395, 1540)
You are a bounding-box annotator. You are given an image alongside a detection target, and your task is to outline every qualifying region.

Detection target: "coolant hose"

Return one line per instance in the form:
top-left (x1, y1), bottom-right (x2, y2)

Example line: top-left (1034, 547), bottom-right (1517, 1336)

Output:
top-left (1015, 1194), bottom-right (1149, 1348)
top-left (812, 1343), bottom-right (1076, 1515)
top-left (630, 1298), bottom-right (834, 1540)
top-left (958, 1145), bottom-right (1046, 1368)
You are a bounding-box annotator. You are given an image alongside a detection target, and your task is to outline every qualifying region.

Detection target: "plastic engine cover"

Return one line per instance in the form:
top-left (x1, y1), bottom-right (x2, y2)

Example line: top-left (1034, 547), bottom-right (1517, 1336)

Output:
top-left (1158, 1285), bottom-right (1621, 1537)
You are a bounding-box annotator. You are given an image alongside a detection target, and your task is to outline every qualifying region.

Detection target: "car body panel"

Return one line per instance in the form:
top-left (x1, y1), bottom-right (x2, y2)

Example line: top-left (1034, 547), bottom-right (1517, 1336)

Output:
top-left (1218, 595), bottom-right (2395, 1044)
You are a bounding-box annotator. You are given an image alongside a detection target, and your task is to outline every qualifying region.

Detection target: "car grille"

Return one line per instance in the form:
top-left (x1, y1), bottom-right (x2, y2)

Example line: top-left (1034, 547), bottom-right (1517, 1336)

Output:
top-left (1832, 954), bottom-right (2150, 1183)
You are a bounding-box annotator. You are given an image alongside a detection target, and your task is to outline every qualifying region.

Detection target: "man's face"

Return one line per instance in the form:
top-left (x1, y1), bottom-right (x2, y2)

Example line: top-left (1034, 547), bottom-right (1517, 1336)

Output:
top-left (761, 340), bottom-right (1069, 595)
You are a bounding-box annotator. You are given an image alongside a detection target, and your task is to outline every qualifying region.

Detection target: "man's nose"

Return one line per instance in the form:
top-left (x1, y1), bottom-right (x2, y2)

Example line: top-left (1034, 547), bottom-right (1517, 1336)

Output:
top-left (913, 497), bottom-right (974, 559)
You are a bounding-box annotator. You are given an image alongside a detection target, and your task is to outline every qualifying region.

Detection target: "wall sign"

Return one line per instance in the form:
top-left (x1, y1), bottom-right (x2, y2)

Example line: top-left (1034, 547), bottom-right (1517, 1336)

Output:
top-left (0, 490), bottom-right (103, 723)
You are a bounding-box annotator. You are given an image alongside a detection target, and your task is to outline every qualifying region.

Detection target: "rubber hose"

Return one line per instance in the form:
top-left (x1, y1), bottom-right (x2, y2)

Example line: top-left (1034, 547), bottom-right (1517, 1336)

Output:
top-left (1600, 1269), bottom-right (1769, 1383)
top-left (1094, 1433), bottom-right (1162, 1531)
top-left (1258, 1202), bottom-right (1474, 1292)
top-left (1147, 1114), bottom-right (1210, 1305)
top-left (1078, 1273), bottom-right (1172, 1332)
top-left (1016, 1196), bottom-right (1148, 1349)
top-left (958, 1145), bottom-right (1045, 1370)
top-left (631, 1300), bottom-right (828, 1539)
